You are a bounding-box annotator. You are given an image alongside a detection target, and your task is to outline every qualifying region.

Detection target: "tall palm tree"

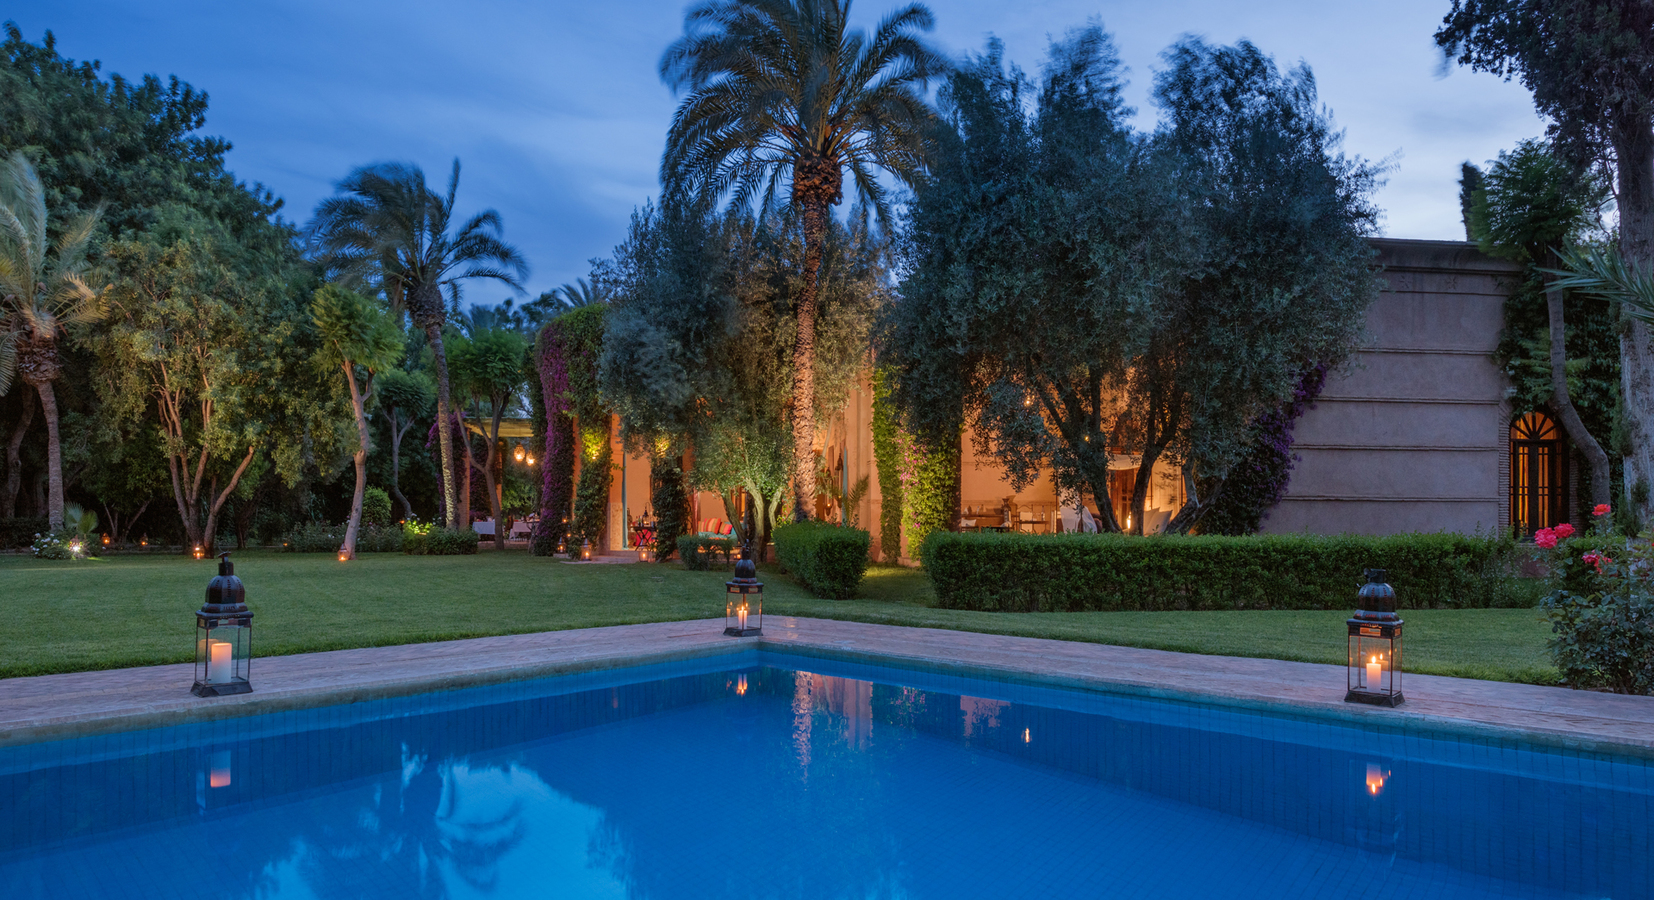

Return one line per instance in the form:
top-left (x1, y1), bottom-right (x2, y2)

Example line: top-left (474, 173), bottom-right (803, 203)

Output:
top-left (309, 160), bottom-right (527, 529)
top-left (660, 0), bottom-right (946, 521)
top-left (0, 151), bottom-right (106, 530)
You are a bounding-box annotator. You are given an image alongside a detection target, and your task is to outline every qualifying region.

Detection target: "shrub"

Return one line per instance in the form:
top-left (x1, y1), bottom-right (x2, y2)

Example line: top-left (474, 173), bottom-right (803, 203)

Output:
top-left (677, 535), bottom-right (735, 571)
top-left (403, 519), bottom-right (478, 555)
top-left (1535, 521), bottom-right (1654, 694)
top-left (30, 530), bottom-right (93, 560)
top-left (0, 517), bottom-right (48, 549)
top-left (773, 522), bottom-right (871, 600)
top-left (362, 488), bottom-right (393, 527)
top-left (651, 456), bottom-right (690, 560)
top-left (281, 523), bottom-right (405, 553)
top-left (921, 531), bottom-right (1522, 612)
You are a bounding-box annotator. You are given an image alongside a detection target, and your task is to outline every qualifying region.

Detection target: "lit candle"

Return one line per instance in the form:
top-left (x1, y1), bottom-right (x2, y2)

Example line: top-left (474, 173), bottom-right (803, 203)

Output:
top-left (210, 751), bottom-right (232, 788)
top-left (1366, 654), bottom-right (1383, 691)
top-left (737, 601), bottom-right (748, 631)
top-left (1365, 763), bottom-right (1385, 796)
top-left (209, 640), bottom-right (234, 684)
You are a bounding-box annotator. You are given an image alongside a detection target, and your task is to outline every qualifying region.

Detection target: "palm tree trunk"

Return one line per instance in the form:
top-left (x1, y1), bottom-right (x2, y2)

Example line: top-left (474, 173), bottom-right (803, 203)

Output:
top-left (425, 323), bottom-right (460, 529)
top-left (1544, 259), bottom-right (1612, 512)
top-left (460, 417), bottom-right (475, 532)
top-left (791, 198), bottom-right (826, 522)
top-left (1614, 121), bottom-right (1654, 525)
top-left (3, 391), bottom-right (33, 519)
top-left (340, 362), bottom-right (371, 560)
top-left (486, 409), bottom-right (505, 550)
top-left (33, 379), bottom-right (64, 530)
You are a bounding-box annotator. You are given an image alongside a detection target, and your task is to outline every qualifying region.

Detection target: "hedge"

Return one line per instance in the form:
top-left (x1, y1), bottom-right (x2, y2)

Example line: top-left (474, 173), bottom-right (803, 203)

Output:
top-left (773, 522), bottom-right (871, 600)
top-left (677, 536), bottom-right (735, 571)
top-left (402, 524), bottom-right (479, 555)
top-left (0, 517), bottom-right (48, 549)
top-left (921, 531), bottom-right (1524, 612)
top-left (280, 523), bottom-right (405, 553)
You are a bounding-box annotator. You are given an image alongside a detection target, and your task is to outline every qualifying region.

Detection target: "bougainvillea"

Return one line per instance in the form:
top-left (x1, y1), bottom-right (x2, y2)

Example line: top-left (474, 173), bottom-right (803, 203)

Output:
top-left (1198, 363), bottom-right (1329, 535)
top-left (531, 317), bottom-right (575, 556)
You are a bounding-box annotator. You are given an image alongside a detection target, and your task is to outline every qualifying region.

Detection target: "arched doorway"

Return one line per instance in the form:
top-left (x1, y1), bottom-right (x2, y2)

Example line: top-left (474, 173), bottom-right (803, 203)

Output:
top-left (1510, 412), bottom-right (1569, 537)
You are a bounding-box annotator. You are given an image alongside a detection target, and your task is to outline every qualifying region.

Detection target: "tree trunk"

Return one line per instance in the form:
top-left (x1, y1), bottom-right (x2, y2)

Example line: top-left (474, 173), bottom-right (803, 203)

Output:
top-left (424, 322), bottom-right (460, 529)
top-left (3, 390), bottom-right (33, 519)
top-left (200, 447), bottom-right (255, 556)
top-left (1543, 259), bottom-right (1613, 512)
top-left (459, 416), bottom-right (475, 533)
top-left (33, 379), bottom-right (64, 530)
top-left (389, 409), bottom-right (414, 520)
top-left (791, 196), bottom-right (826, 522)
top-left (1616, 117), bottom-right (1654, 525)
top-left (486, 408), bottom-right (505, 550)
top-left (340, 361), bottom-right (371, 560)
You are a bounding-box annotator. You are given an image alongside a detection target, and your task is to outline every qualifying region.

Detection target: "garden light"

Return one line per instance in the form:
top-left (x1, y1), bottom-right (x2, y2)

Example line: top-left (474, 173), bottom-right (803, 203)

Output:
top-left (724, 545), bottom-right (763, 637)
top-left (193, 545), bottom-right (204, 560)
top-left (638, 544), bottom-right (654, 562)
top-left (1345, 569), bottom-right (1404, 706)
top-left (580, 540), bottom-right (593, 561)
top-left (193, 552), bottom-right (253, 697)
top-left (514, 444), bottom-right (526, 462)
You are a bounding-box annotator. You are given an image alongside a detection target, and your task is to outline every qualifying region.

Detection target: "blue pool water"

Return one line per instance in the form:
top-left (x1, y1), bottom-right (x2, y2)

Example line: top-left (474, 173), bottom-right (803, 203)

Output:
top-left (0, 650), bottom-right (1649, 899)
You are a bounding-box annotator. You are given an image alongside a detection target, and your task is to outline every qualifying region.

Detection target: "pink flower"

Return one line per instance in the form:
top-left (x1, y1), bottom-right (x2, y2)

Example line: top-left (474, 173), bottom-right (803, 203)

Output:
top-left (1593, 504), bottom-right (1611, 517)
top-left (1553, 523), bottom-right (1576, 539)
top-left (1581, 551), bottom-right (1612, 574)
top-left (1533, 528), bottom-right (1558, 549)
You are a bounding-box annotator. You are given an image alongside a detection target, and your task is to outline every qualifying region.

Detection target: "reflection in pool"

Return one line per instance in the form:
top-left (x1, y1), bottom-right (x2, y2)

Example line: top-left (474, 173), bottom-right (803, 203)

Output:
top-left (0, 652), bottom-right (1648, 899)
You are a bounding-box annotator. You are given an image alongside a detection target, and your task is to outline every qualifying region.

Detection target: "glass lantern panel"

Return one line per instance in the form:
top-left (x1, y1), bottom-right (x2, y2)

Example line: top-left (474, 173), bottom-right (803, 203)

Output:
top-left (205, 623), bottom-right (249, 684)
top-left (1349, 633), bottom-right (1397, 694)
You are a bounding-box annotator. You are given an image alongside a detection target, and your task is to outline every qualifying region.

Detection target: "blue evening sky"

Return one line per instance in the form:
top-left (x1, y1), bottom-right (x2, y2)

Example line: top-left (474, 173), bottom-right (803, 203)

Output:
top-left (18, 0), bottom-right (1545, 303)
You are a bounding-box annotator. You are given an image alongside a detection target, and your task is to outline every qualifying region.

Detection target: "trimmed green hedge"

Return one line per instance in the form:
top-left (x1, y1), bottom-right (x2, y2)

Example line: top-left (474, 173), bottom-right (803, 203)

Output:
top-left (773, 522), bottom-right (871, 600)
top-left (402, 524), bottom-right (479, 555)
top-left (922, 531), bottom-right (1524, 611)
top-left (281, 523), bottom-right (404, 553)
top-left (677, 535), bottom-right (735, 570)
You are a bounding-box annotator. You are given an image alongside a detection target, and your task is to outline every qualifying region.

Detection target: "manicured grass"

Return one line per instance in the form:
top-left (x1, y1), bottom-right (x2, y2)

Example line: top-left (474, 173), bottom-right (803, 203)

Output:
top-left (0, 550), bottom-right (1559, 684)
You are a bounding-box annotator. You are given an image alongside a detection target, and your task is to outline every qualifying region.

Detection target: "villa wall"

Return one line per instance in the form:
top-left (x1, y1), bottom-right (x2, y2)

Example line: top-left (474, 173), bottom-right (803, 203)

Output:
top-left (1262, 238), bottom-right (1519, 536)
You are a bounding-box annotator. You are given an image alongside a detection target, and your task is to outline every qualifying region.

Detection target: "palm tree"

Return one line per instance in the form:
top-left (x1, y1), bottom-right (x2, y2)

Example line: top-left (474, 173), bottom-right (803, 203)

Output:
top-left (309, 160), bottom-right (527, 530)
top-left (660, 0), bottom-right (946, 521)
top-left (0, 151), bottom-right (106, 530)
top-left (554, 277), bottom-right (612, 308)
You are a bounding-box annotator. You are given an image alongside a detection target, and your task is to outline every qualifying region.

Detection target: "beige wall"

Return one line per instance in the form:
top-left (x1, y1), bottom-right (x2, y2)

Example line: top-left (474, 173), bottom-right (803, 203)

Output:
top-left (1263, 239), bottom-right (1519, 536)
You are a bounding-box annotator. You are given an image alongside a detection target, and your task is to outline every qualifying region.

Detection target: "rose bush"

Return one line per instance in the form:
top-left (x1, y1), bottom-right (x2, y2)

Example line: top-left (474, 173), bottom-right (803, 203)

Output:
top-left (1535, 517), bottom-right (1654, 695)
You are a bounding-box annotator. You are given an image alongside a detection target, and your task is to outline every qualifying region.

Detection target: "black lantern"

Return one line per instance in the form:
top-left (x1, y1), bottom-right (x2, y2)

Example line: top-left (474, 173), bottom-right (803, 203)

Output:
top-left (724, 545), bottom-right (763, 637)
top-left (193, 552), bottom-right (253, 697)
top-left (1346, 569), bottom-right (1403, 706)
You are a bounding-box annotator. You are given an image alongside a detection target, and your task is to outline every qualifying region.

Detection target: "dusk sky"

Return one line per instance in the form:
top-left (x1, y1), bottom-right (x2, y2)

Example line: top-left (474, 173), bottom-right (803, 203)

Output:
top-left (19, 0), bottom-right (1547, 303)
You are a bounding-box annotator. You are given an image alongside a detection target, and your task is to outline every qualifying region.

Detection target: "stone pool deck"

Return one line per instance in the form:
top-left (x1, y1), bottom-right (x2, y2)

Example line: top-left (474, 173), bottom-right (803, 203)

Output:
top-left (2, 616), bottom-right (1651, 756)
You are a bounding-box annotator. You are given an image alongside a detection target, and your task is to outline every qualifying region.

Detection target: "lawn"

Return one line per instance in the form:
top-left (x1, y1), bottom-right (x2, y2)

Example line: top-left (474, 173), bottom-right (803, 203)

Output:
top-left (0, 549), bottom-right (1560, 685)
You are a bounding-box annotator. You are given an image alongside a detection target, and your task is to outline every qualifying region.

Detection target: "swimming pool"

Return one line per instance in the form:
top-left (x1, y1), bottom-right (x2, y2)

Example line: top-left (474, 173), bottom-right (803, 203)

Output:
top-left (0, 650), bottom-right (1648, 899)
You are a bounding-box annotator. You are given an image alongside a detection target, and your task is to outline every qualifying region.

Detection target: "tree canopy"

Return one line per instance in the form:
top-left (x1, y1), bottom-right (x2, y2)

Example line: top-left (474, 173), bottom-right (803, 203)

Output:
top-left (881, 30), bottom-right (1380, 534)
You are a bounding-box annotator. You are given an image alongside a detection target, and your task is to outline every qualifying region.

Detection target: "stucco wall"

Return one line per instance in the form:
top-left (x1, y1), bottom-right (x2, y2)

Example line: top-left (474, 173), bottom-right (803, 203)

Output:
top-left (1263, 239), bottom-right (1519, 536)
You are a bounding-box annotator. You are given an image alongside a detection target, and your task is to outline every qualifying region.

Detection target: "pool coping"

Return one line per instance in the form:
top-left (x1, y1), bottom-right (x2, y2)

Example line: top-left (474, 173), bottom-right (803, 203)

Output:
top-left (1, 616), bottom-right (1651, 759)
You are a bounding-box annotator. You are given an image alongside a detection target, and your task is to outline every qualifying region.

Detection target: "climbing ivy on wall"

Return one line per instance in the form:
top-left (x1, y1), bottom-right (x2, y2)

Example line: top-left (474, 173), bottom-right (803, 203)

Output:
top-left (871, 370), bottom-right (905, 563)
top-left (871, 368), bottom-right (960, 562)
top-left (1495, 272), bottom-right (1624, 521)
top-left (570, 425), bottom-right (611, 555)
top-left (1198, 364), bottom-right (1329, 535)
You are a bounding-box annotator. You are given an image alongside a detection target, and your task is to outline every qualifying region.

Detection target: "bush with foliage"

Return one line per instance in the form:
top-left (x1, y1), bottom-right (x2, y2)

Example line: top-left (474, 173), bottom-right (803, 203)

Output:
top-left (1199, 365), bottom-right (1328, 535)
top-left (402, 518), bottom-right (478, 555)
top-left (0, 517), bottom-right (48, 549)
top-left (281, 523), bottom-right (404, 553)
top-left (1533, 517), bottom-right (1654, 694)
top-left (676, 535), bottom-right (735, 570)
top-left (772, 522), bottom-right (871, 600)
top-left (30, 530), bottom-right (94, 560)
top-left (361, 488), bottom-right (393, 527)
top-left (922, 531), bottom-right (1523, 612)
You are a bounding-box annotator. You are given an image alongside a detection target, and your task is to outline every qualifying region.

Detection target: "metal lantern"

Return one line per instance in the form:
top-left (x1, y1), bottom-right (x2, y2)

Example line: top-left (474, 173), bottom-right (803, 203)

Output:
top-left (1346, 569), bottom-right (1404, 706)
top-left (193, 552), bottom-right (253, 697)
top-left (638, 544), bottom-right (655, 563)
top-left (580, 540), bottom-right (593, 561)
top-left (193, 545), bottom-right (205, 560)
top-left (724, 546), bottom-right (763, 637)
